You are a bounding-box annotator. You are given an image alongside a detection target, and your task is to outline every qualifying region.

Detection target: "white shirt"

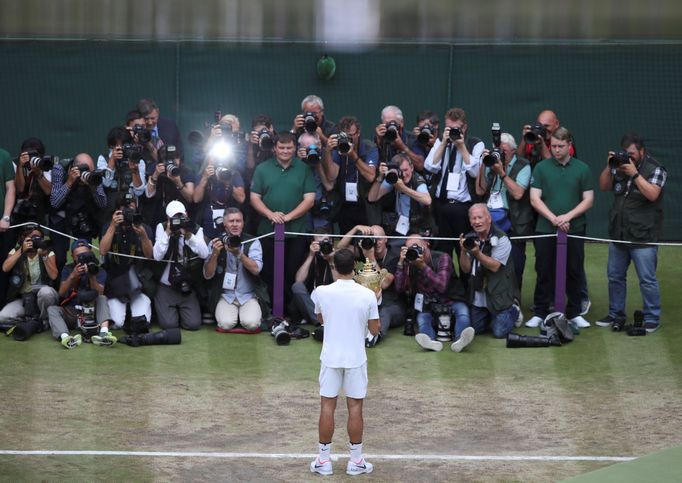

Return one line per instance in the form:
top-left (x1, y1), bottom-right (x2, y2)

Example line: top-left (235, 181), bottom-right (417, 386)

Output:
top-left (424, 138), bottom-right (483, 201)
top-left (312, 279), bottom-right (379, 369)
top-left (153, 224), bottom-right (210, 285)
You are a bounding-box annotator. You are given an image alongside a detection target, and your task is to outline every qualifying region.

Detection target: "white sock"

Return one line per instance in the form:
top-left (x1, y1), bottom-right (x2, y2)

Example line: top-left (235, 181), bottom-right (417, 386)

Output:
top-left (319, 442), bottom-right (331, 461)
top-left (349, 442), bottom-right (363, 462)
top-left (60, 333), bottom-right (69, 340)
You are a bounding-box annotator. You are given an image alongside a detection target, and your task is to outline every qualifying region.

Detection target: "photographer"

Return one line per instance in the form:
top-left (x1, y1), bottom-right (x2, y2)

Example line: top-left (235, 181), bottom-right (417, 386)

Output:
top-left (0, 226), bottom-right (58, 326)
top-left (12, 137), bottom-right (53, 226)
top-left (596, 133), bottom-right (666, 332)
top-left (367, 153), bottom-right (432, 237)
top-left (411, 110), bottom-right (440, 178)
top-left (475, 132), bottom-right (532, 293)
top-left (245, 114), bottom-right (276, 179)
top-left (202, 113), bottom-right (248, 174)
top-left (50, 153), bottom-right (108, 271)
top-left (424, 107), bottom-right (484, 262)
top-left (291, 228), bottom-right (336, 329)
top-left (323, 116), bottom-right (380, 234)
top-left (0, 146), bottom-right (16, 307)
top-left (374, 105), bottom-right (426, 169)
top-left (394, 235), bottom-right (474, 353)
top-left (298, 132), bottom-right (335, 230)
top-left (204, 208), bottom-right (264, 332)
top-left (152, 201), bottom-right (209, 331)
top-left (336, 224), bottom-right (405, 346)
top-left (137, 98), bottom-right (182, 152)
top-left (48, 239), bottom-right (115, 349)
top-left (144, 145), bottom-right (195, 227)
top-left (291, 95), bottom-right (337, 147)
top-left (99, 194), bottom-right (154, 331)
top-left (459, 204), bottom-right (518, 339)
top-left (517, 109), bottom-right (576, 169)
top-left (126, 110), bottom-right (161, 166)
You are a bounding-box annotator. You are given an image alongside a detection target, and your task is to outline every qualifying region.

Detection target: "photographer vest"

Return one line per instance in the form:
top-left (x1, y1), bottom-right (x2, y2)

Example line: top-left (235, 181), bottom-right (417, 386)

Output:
top-left (13, 167), bottom-right (50, 225)
top-left (466, 225), bottom-right (516, 312)
top-left (506, 157), bottom-right (534, 237)
top-left (65, 183), bottom-right (100, 238)
top-left (403, 172), bottom-right (435, 235)
top-left (6, 252), bottom-right (52, 301)
top-left (608, 155), bottom-right (664, 243)
top-left (154, 223), bottom-right (204, 291)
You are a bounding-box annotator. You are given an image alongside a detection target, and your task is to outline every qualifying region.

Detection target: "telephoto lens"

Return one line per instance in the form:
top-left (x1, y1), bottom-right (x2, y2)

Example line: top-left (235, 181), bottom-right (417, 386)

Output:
top-left (384, 121), bottom-right (399, 141)
top-left (360, 237), bottom-right (375, 250)
top-left (271, 320), bottom-right (291, 346)
top-left (405, 244), bottom-right (424, 262)
top-left (337, 132), bottom-right (351, 154)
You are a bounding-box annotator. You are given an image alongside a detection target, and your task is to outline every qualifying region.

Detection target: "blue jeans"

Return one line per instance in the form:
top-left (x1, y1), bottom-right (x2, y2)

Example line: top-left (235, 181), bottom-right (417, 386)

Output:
top-left (470, 305), bottom-right (518, 339)
top-left (416, 301), bottom-right (470, 340)
top-left (607, 243), bottom-right (660, 323)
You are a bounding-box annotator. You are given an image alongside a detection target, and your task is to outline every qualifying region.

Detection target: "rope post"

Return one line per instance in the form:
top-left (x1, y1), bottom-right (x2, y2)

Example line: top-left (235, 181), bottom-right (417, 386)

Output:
top-left (273, 223), bottom-right (285, 319)
top-left (554, 229), bottom-right (568, 314)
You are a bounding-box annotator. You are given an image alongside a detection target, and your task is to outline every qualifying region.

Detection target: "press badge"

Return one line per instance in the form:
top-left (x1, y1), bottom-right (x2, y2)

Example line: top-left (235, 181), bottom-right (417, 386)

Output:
top-left (414, 293), bottom-right (424, 312)
top-left (345, 182), bottom-right (358, 202)
top-left (395, 215), bottom-right (410, 235)
top-left (223, 273), bottom-right (237, 290)
top-left (446, 172), bottom-right (461, 192)
top-left (488, 191), bottom-right (504, 210)
top-left (212, 209), bottom-right (224, 223)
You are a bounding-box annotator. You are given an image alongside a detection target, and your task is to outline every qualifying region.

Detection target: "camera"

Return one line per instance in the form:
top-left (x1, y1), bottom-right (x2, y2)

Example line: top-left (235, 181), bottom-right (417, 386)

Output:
top-left (314, 197), bottom-right (333, 218)
top-left (271, 319), bottom-right (291, 346)
top-left (76, 251), bottom-right (100, 275)
top-left (165, 160), bottom-right (181, 177)
top-left (609, 150), bottom-right (630, 169)
top-left (524, 122), bottom-right (547, 144)
top-left (121, 208), bottom-right (143, 226)
top-left (71, 212), bottom-right (95, 237)
top-left (319, 239), bottom-right (334, 256)
top-left (360, 237), bottom-right (375, 250)
top-left (482, 123), bottom-right (503, 167)
top-left (417, 123), bottom-right (434, 144)
top-left (29, 235), bottom-right (48, 251)
top-left (462, 231), bottom-right (479, 251)
top-left (28, 153), bottom-right (54, 171)
top-left (77, 165), bottom-right (104, 186)
top-left (220, 233), bottom-right (242, 249)
top-left (215, 166), bottom-right (233, 182)
top-left (257, 128), bottom-right (274, 151)
top-left (448, 127), bottom-right (462, 142)
top-left (405, 244), bottom-right (424, 262)
top-left (12, 198), bottom-right (39, 221)
top-left (384, 121), bottom-right (400, 142)
top-left (132, 124), bottom-right (152, 144)
top-left (305, 144), bottom-right (321, 165)
top-left (169, 213), bottom-right (189, 233)
top-left (121, 143), bottom-right (143, 164)
top-left (337, 132), bottom-right (352, 154)
top-left (384, 162), bottom-right (401, 185)
top-left (303, 112), bottom-right (318, 134)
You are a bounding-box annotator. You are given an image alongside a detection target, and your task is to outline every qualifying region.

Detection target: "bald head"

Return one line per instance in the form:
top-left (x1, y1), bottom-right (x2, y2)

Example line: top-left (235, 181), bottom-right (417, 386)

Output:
top-left (537, 110), bottom-right (560, 136)
top-left (73, 153), bottom-right (94, 171)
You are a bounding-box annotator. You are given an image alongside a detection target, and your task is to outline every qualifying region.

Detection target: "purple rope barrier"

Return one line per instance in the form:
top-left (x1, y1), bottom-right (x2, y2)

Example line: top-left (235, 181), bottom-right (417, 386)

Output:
top-left (554, 229), bottom-right (568, 314)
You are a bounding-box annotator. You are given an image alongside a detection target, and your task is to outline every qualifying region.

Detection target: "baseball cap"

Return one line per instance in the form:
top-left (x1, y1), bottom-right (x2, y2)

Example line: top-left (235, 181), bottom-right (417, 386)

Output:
top-left (165, 200), bottom-right (187, 218)
top-left (70, 238), bottom-right (91, 251)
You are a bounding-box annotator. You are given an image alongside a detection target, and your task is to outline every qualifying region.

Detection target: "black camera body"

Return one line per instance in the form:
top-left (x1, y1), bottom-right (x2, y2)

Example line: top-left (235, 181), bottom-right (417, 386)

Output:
top-left (319, 239), bottom-right (334, 256)
top-left (28, 153), bottom-right (55, 172)
top-left (405, 244), bottom-right (424, 262)
top-left (384, 121), bottom-right (400, 142)
top-left (12, 198), bottom-right (40, 223)
top-left (524, 122), bottom-right (547, 144)
top-left (169, 213), bottom-right (190, 233)
top-left (417, 124), bottom-right (434, 144)
top-left (30, 235), bottom-right (48, 251)
top-left (121, 143), bottom-right (143, 164)
top-left (462, 231), bottom-right (479, 251)
top-left (360, 237), bottom-right (375, 250)
top-left (483, 122), bottom-right (503, 168)
top-left (609, 151), bottom-right (630, 169)
top-left (303, 112), bottom-right (318, 134)
top-left (215, 166), bottom-right (233, 182)
top-left (305, 144), bottom-right (321, 165)
top-left (337, 132), bottom-right (351, 154)
top-left (121, 208), bottom-right (143, 226)
top-left (76, 251), bottom-right (100, 275)
top-left (258, 128), bottom-right (274, 151)
top-left (385, 162), bottom-right (401, 185)
top-left (72, 212), bottom-right (96, 237)
top-left (448, 127), bottom-right (462, 142)
top-left (133, 124), bottom-right (152, 144)
top-left (165, 160), bottom-right (181, 178)
top-left (220, 233), bottom-right (242, 249)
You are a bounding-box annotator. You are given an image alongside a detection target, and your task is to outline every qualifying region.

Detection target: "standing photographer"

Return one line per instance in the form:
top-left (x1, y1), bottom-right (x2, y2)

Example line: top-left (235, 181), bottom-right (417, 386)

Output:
top-left (394, 235), bottom-right (474, 353)
top-left (152, 201), bottom-right (209, 331)
top-left (204, 208), bottom-right (264, 332)
top-left (596, 133), bottom-right (666, 332)
top-left (298, 132), bottom-right (335, 230)
top-left (0, 226), bottom-right (58, 326)
top-left (291, 95), bottom-right (337, 147)
top-left (99, 194), bottom-right (154, 331)
top-left (48, 239), bottom-right (115, 349)
top-left (374, 105), bottom-right (426, 168)
top-left (144, 145), bottom-right (195, 227)
top-left (12, 137), bottom-right (53, 226)
top-left (459, 204), bottom-right (518, 339)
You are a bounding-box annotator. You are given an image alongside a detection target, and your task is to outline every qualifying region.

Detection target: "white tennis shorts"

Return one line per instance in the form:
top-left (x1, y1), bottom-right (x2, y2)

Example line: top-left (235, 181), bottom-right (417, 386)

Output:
top-left (319, 362), bottom-right (368, 399)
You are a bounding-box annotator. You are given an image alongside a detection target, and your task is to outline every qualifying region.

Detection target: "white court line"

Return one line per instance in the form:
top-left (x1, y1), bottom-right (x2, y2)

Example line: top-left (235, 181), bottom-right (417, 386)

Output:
top-left (0, 450), bottom-right (635, 462)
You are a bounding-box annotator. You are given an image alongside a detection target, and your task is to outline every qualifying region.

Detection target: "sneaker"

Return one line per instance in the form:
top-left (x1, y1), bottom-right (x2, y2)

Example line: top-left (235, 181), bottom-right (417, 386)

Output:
top-left (415, 333), bottom-right (442, 352)
top-left (595, 315), bottom-right (616, 328)
top-left (92, 332), bottom-right (118, 346)
top-left (310, 457), bottom-right (333, 476)
top-left (644, 322), bottom-right (660, 333)
top-left (450, 326), bottom-right (475, 353)
top-left (580, 298), bottom-right (592, 316)
top-left (525, 316), bottom-right (543, 328)
top-left (287, 326), bottom-right (310, 339)
top-left (569, 316), bottom-right (591, 328)
top-left (365, 333), bottom-right (382, 348)
top-left (61, 334), bottom-right (82, 349)
top-left (346, 458), bottom-right (373, 476)
top-left (513, 303), bottom-right (524, 328)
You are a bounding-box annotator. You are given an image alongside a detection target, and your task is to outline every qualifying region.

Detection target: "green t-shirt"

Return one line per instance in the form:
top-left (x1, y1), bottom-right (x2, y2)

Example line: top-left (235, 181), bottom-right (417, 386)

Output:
top-left (531, 157), bottom-right (593, 234)
top-left (0, 148), bottom-right (13, 216)
top-left (250, 157), bottom-right (316, 235)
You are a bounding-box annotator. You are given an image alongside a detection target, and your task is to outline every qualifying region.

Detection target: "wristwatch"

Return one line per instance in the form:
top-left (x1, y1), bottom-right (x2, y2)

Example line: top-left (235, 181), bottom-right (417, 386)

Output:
top-left (1, 215), bottom-right (10, 222)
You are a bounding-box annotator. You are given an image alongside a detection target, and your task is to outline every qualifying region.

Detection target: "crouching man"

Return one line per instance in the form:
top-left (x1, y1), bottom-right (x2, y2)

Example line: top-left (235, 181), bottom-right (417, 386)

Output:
top-left (459, 204), bottom-right (518, 338)
top-left (204, 208), bottom-right (264, 332)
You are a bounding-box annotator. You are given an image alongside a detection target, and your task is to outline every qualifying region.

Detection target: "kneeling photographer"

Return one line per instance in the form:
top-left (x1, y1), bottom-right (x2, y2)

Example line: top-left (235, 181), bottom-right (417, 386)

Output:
top-left (204, 208), bottom-right (265, 332)
top-left (48, 239), bottom-right (116, 349)
top-left (459, 204), bottom-right (518, 339)
top-left (152, 200), bottom-right (209, 331)
top-left (394, 235), bottom-right (474, 353)
top-left (99, 193), bottom-right (155, 332)
top-left (0, 226), bottom-right (59, 340)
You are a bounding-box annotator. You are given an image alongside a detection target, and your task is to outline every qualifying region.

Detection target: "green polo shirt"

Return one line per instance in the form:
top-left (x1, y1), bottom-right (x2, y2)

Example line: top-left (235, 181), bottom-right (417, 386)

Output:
top-left (0, 148), bottom-right (14, 216)
top-left (250, 157), bottom-right (316, 235)
top-left (531, 156), bottom-right (593, 234)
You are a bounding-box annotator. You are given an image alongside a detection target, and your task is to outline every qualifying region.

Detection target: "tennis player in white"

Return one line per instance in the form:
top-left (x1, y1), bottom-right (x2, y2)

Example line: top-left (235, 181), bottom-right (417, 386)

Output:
top-left (310, 248), bottom-right (380, 476)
